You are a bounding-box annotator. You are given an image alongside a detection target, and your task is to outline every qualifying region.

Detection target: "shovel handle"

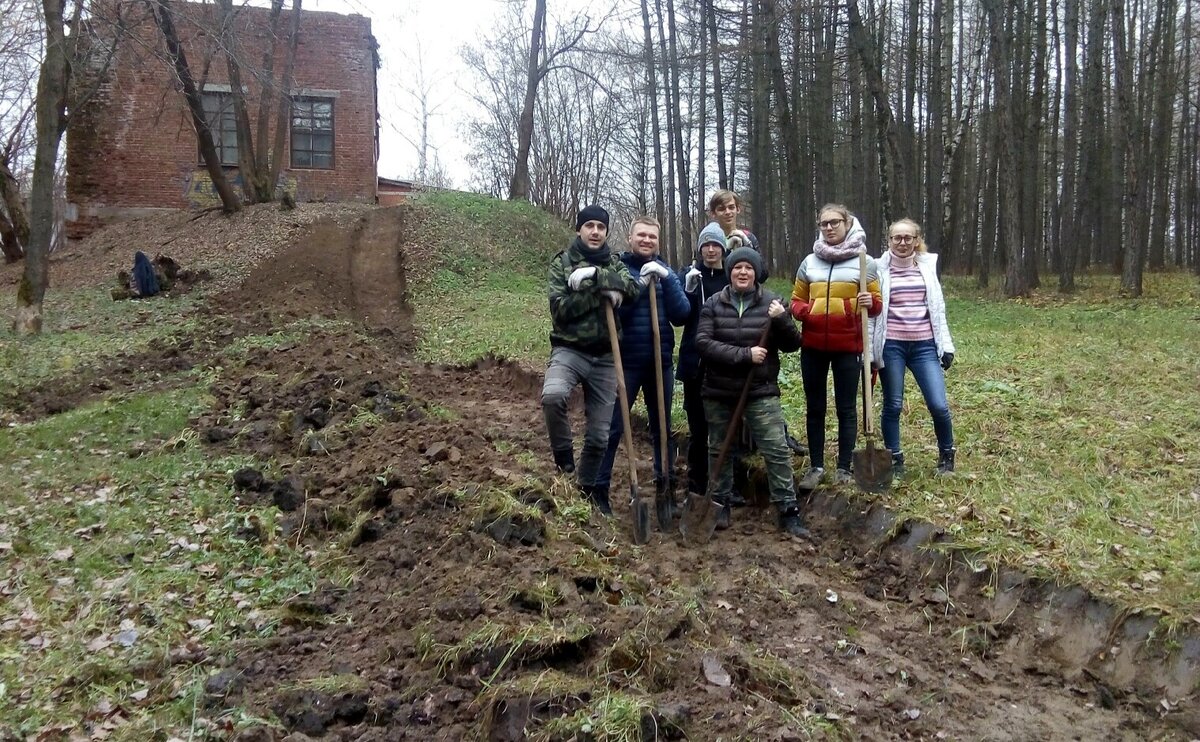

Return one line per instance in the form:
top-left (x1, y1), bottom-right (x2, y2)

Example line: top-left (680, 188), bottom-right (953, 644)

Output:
top-left (604, 301), bottom-right (639, 493)
top-left (708, 325), bottom-right (771, 492)
top-left (648, 279), bottom-right (670, 485)
top-left (859, 248), bottom-right (875, 437)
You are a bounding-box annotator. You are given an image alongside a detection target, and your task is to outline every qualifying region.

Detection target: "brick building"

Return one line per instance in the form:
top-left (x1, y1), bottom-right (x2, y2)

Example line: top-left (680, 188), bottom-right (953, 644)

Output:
top-left (66, 1), bottom-right (378, 239)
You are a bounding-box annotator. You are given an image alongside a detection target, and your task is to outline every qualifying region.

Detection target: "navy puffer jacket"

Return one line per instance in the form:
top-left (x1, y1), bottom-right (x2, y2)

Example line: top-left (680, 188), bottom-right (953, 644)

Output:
top-left (676, 259), bottom-right (730, 381)
top-left (696, 285), bottom-right (803, 401)
top-left (616, 252), bottom-right (690, 369)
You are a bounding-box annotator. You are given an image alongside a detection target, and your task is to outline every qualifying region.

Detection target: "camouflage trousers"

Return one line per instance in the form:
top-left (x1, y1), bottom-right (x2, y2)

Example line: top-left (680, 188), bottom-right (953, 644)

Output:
top-left (703, 396), bottom-right (796, 508)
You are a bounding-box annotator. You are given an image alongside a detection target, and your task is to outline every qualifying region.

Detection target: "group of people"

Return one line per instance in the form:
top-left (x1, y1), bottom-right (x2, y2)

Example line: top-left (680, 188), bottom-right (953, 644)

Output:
top-left (540, 191), bottom-right (957, 538)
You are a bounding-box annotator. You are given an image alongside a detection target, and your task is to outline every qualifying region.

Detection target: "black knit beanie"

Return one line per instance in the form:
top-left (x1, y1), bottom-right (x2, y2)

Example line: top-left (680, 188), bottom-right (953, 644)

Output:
top-left (575, 204), bottom-right (610, 231)
top-left (726, 246), bottom-right (763, 284)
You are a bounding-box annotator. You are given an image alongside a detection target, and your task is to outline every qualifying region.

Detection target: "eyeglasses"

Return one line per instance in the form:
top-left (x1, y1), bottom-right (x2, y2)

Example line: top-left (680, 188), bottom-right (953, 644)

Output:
top-left (818, 219), bottom-right (844, 229)
top-left (890, 235), bottom-right (916, 244)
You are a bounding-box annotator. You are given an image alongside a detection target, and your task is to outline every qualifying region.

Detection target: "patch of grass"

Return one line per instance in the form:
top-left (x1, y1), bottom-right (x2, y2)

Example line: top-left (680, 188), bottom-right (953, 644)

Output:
top-left (0, 384), bottom-right (337, 738)
top-left (281, 673), bottom-right (368, 695)
top-left (0, 287), bottom-right (200, 406)
top-left (537, 691), bottom-right (655, 742)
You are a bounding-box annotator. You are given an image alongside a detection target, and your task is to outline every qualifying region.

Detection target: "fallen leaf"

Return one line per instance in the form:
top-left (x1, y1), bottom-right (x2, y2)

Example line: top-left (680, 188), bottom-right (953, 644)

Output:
top-left (187, 618), bottom-right (212, 632)
top-left (702, 653), bottom-right (731, 687)
top-left (825, 589), bottom-right (839, 603)
top-left (903, 708), bottom-right (921, 720)
top-left (86, 636), bottom-right (113, 652)
top-left (115, 629), bottom-right (138, 648)
top-left (130, 687), bottom-right (149, 702)
top-left (716, 600), bottom-right (733, 610)
top-left (51, 547), bottom-right (75, 562)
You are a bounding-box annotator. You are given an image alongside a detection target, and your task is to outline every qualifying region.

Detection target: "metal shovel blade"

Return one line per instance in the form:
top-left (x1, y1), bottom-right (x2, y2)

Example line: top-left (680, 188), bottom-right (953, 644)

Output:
top-left (677, 493), bottom-right (722, 545)
top-left (632, 486), bottom-right (652, 545)
top-left (655, 491), bottom-right (675, 532)
top-left (852, 438), bottom-right (893, 493)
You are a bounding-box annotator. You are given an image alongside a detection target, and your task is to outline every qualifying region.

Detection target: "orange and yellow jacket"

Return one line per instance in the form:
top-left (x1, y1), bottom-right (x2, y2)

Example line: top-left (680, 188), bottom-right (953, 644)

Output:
top-left (790, 252), bottom-right (882, 354)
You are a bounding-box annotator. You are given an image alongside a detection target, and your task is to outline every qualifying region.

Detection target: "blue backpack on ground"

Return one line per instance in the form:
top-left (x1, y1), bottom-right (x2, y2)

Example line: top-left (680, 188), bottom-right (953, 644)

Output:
top-left (133, 251), bottom-right (159, 297)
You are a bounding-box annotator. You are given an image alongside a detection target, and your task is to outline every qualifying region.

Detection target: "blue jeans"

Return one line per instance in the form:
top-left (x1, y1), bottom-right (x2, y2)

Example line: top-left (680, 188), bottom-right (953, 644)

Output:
top-left (595, 360), bottom-right (676, 490)
top-left (879, 339), bottom-right (954, 454)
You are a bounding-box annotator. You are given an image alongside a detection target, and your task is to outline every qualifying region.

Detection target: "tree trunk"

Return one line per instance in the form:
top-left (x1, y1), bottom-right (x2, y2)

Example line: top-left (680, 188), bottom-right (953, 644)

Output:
top-left (15, 0), bottom-right (71, 335)
top-left (665, 0), bottom-right (691, 251)
top-left (254, 0), bottom-right (285, 177)
top-left (759, 0), bottom-right (802, 260)
top-left (270, 0), bottom-right (302, 188)
top-left (1145, 0), bottom-right (1177, 270)
top-left (150, 0), bottom-right (241, 214)
top-left (846, 0), bottom-right (907, 224)
top-left (0, 157), bottom-right (29, 261)
top-left (706, 0), bottom-right (727, 189)
top-left (508, 0), bottom-right (545, 201)
top-left (215, 0), bottom-right (263, 203)
top-left (1110, 0), bottom-right (1142, 296)
top-left (640, 0), bottom-right (665, 224)
top-left (982, 0), bottom-right (1030, 297)
top-left (1057, 0), bottom-right (1081, 291)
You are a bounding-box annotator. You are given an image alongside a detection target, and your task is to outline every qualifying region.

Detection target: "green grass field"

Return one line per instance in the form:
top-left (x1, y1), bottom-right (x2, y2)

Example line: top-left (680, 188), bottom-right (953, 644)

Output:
top-left (1, 193), bottom-right (1197, 737)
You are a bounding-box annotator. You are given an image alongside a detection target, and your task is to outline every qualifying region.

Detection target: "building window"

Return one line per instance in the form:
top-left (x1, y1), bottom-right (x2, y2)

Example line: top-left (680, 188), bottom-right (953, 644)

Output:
top-left (200, 92), bottom-right (239, 166)
top-left (291, 97), bottom-right (334, 169)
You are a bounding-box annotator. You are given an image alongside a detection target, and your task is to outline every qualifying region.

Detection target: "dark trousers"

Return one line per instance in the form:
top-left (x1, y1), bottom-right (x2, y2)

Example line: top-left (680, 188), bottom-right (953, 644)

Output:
top-left (682, 377), bottom-right (707, 494)
top-left (595, 360), bottom-right (676, 490)
top-left (800, 347), bottom-right (860, 471)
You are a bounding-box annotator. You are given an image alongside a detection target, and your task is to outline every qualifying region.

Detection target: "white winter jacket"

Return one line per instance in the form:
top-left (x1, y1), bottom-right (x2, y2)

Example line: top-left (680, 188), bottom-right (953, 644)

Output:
top-left (869, 251), bottom-right (955, 367)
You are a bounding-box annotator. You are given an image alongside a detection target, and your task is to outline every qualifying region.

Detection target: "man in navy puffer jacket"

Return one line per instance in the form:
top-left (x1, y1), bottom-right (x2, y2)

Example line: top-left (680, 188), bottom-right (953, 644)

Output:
top-left (591, 216), bottom-right (690, 515)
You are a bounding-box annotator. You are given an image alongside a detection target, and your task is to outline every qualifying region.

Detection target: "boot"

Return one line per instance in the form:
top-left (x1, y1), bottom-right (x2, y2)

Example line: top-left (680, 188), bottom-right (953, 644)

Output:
top-left (891, 451), bottom-right (906, 479)
top-left (552, 448), bottom-right (575, 475)
top-left (777, 504), bottom-right (812, 539)
top-left (583, 484), bottom-right (613, 516)
top-left (936, 447), bottom-right (956, 475)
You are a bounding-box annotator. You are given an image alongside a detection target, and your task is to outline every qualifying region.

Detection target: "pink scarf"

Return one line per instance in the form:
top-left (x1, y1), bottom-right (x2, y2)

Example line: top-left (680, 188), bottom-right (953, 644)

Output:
top-left (813, 216), bottom-right (867, 263)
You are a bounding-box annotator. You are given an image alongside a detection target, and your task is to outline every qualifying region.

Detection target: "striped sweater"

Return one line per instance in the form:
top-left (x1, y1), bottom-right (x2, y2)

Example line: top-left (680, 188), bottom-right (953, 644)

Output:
top-left (868, 251), bottom-right (955, 366)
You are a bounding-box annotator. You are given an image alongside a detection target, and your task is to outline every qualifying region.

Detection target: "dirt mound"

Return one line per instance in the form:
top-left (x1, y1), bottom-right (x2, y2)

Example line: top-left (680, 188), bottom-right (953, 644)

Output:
top-left (0, 202), bottom-right (373, 292)
top-left (184, 320), bottom-right (1188, 741)
top-left (215, 208), bottom-right (412, 336)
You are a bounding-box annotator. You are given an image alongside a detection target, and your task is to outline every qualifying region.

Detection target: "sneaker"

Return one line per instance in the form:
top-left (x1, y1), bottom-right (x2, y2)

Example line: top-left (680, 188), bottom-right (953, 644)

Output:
top-left (833, 469), bottom-right (853, 485)
top-left (936, 447), bottom-right (956, 475)
top-left (778, 506), bottom-right (812, 539)
top-left (798, 467), bottom-right (824, 490)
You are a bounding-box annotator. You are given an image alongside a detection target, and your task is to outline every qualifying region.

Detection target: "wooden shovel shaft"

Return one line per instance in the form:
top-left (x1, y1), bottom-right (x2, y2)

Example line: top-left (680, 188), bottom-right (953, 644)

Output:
top-left (858, 249), bottom-right (875, 436)
top-left (648, 279), bottom-right (670, 483)
top-left (604, 301), bottom-right (639, 492)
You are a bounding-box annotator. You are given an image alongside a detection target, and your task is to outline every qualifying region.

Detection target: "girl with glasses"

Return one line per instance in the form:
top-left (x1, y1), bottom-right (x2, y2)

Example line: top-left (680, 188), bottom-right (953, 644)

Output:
top-left (869, 218), bottom-right (957, 476)
top-left (790, 204), bottom-right (882, 488)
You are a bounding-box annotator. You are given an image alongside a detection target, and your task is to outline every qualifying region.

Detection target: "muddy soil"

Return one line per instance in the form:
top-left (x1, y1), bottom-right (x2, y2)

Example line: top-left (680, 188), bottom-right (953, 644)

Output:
top-left (22, 208), bottom-right (1195, 740)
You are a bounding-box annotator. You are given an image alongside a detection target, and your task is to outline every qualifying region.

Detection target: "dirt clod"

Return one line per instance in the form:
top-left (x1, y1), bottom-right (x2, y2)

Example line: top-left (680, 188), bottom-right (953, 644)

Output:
top-left (233, 467), bottom-right (268, 492)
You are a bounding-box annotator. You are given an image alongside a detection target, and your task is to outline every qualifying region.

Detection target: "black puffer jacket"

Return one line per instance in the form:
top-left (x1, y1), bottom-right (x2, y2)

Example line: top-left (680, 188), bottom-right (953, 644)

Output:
top-left (696, 285), bottom-right (803, 401)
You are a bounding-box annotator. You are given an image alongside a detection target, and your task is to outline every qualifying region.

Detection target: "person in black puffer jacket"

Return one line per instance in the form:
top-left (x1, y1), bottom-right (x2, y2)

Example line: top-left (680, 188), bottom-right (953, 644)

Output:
top-left (696, 247), bottom-right (809, 538)
top-left (592, 216), bottom-right (690, 514)
top-left (677, 222), bottom-right (730, 497)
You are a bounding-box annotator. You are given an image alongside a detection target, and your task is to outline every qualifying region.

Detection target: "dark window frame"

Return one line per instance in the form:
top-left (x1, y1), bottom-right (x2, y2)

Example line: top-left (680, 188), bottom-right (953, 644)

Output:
top-left (290, 96), bottom-right (335, 170)
top-left (199, 91), bottom-right (239, 167)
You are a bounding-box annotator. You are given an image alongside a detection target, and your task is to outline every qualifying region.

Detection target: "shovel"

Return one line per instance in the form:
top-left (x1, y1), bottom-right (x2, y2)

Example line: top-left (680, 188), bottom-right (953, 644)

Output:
top-left (678, 325), bottom-right (771, 545)
top-left (647, 278), bottom-right (675, 531)
top-left (604, 300), bottom-right (653, 545)
top-left (852, 248), bottom-right (892, 492)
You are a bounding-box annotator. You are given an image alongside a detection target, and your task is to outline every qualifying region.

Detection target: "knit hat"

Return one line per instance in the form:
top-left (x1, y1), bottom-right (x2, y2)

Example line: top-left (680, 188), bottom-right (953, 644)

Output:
top-left (697, 221), bottom-right (727, 251)
top-left (726, 246), bottom-right (763, 283)
top-left (576, 204), bottom-right (610, 231)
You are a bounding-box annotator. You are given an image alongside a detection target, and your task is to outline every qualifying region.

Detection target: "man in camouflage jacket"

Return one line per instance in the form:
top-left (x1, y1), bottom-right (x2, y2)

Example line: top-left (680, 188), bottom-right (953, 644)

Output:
top-left (542, 205), bottom-right (641, 508)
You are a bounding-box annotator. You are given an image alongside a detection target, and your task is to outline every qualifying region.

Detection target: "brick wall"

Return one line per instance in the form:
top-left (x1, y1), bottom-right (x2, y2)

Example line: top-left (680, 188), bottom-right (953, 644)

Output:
top-left (66, 1), bottom-right (378, 239)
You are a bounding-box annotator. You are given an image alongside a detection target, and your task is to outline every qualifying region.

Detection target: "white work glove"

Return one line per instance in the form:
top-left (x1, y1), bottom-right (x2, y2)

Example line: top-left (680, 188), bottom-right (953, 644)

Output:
top-left (727, 229), bottom-right (749, 250)
top-left (767, 299), bottom-right (785, 318)
top-left (639, 261), bottom-right (669, 281)
top-left (568, 266), bottom-right (597, 290)
top-left (684, 267), bottom-right (702, 293)
top-left (600, 290), bottom-right (623, 308)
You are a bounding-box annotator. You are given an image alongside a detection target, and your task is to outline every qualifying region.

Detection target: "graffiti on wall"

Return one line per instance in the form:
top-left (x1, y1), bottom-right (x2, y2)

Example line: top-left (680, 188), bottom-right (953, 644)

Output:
top-left (185, 169), bottom-right (297, 208)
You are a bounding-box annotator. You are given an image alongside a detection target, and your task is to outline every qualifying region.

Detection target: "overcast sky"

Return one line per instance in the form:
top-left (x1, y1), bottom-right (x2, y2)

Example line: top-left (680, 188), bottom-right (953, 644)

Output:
top-left (306, 0), bottom-right (497, 188)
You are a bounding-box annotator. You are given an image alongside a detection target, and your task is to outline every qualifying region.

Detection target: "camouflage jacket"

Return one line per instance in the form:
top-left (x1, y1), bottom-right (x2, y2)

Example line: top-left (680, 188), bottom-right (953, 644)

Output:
top-left (548, 238), bottom-right (641, 355)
